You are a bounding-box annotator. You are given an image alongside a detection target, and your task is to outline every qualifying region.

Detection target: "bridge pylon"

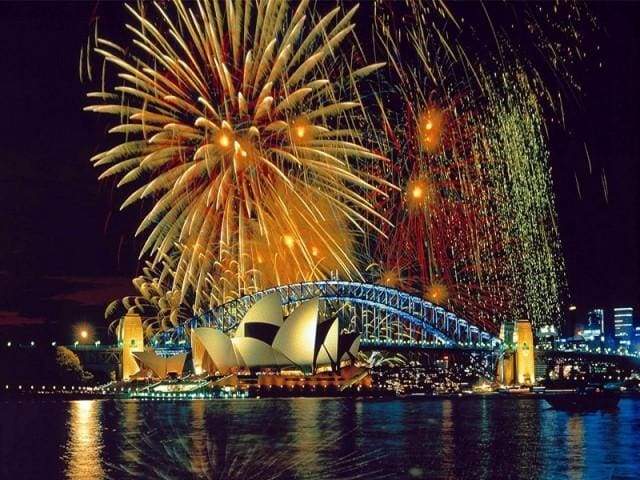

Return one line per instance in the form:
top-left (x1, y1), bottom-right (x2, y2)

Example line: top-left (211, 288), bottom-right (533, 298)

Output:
top-left (117, 313), bottom-right (144, 380)
top-left (498, 319), bottom-right (535, 386)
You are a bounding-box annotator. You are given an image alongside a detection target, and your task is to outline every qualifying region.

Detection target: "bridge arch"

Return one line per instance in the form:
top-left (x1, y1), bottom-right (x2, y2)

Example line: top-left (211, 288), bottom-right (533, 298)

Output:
top-left (158, 281), bottom-right (501, 351)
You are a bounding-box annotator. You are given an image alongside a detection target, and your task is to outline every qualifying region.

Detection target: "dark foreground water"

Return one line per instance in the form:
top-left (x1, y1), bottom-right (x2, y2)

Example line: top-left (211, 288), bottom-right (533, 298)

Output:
top-left (1, 396), bottom-right (639, 479)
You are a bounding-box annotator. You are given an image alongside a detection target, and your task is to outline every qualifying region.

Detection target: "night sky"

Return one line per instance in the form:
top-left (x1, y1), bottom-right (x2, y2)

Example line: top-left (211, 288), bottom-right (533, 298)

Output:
top-left (0, 2), bottom-right (637, 343)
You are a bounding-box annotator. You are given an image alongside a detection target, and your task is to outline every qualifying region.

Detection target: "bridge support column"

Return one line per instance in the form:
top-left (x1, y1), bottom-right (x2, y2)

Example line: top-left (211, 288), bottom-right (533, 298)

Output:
top-left (117, 313), bottom-right (144, 380)
top-left (498, 352), bottom-right (516, 385)
top-left (498, 319), bottom-right (535, 386)
top-left (515, 320), bottom-right (535, 385)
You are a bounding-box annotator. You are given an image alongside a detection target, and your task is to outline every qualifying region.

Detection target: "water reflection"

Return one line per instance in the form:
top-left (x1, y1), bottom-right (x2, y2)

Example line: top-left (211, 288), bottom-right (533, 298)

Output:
top-left (189, 400), bottom-right (209, 476)
top-left (289, 399), bottom-right (325, 478)
top-left (439, 400), bottom-right (454, 474)
top-left (119, 400), bottom-right (141, 475)
top-left (1, 398), bottom-right (638, 479)
top-left (64, 400), bottom-right (104, 480)
top-left (567, 414), bottom-right (585, 479)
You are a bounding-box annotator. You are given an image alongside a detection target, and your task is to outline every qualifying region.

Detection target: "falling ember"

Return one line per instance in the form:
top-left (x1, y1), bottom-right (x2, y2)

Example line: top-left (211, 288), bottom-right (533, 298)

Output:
top-left (417, 109), bottom-right (444, 152)
top-left (218, 133), bottom-right (231, 149)
top-left (406, 177), bottom-right (436, 211)
top-left (425, 283), bottom-right (449, 305)
top-left (378, 269), bottom-right (402, 289)
top-left (290, 117), bottom-right (314, 144)
top-left (233, 139), bottom-right (259, 174)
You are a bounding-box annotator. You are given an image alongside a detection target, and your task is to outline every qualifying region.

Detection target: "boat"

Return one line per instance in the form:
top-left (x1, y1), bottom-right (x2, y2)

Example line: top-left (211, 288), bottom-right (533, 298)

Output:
top-left (531, 386), bottom-right (546, 395)
top-left (544, 384), bottom-right (620, 411)
top-left (498, 385), bottom-right (531, 395)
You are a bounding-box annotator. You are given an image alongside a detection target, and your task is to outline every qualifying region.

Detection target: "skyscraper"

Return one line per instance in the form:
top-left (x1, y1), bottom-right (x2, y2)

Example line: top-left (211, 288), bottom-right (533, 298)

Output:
top-left (583, 308), bottom-right (604, 341)
top-left (614, 307), bottom-right (634, 347)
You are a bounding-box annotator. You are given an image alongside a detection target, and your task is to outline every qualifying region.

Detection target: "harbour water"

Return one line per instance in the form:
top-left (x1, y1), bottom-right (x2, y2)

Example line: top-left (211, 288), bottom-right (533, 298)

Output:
top-left (1, 396), bottom-right (639, 479)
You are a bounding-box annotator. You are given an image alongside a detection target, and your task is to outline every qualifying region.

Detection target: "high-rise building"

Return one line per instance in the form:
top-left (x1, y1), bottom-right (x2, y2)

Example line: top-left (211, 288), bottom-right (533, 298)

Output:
top-left (536, 324), bottom-right (558, 349)
top-left (614, 307), bottom-right (634, 347)
top-left (583, 308), bottom-right (604, 341)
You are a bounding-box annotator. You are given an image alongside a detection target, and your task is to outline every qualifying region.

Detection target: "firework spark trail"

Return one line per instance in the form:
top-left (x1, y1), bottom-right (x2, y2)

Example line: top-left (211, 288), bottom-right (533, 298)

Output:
top-left (479, 70), bottom-right (566, 328)
top-left (363, 3), bottom-right (516, 332)
top-left (86, 0), bottom-right (390, 319)
top-left (364, 0), bottom-right (582, 329)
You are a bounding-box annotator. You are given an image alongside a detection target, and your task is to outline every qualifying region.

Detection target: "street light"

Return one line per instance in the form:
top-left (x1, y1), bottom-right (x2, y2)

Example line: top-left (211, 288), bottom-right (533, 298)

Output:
top-left (74, 323), bottom-right (94, 344)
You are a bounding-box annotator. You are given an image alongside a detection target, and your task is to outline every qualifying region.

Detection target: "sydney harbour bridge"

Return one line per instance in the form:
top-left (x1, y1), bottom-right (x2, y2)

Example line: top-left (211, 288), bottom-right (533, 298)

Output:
top-left (71, 281), bottom-right (640, 382)
top-left (158, 281), bottom-right (501, 351)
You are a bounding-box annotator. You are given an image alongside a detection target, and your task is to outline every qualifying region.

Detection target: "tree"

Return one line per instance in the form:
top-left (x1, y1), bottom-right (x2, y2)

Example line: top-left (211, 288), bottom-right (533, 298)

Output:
top-left (55, 346), bottom-right (92, 384)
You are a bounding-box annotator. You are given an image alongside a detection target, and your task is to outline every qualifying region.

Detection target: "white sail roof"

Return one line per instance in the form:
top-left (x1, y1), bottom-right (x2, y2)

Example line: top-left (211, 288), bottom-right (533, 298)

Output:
top-left (272, 299), bottom-right (319, 368)
top-left (235, 293), bottom-right (284, 337)
top-left (231, 337), bottom-right (288, 368)
top-left (315, 318), bottom-right (339, 367)
top-left (133, 350), bottom-right (187, 378)
top-left (192, 327), bottom-right (238, 375)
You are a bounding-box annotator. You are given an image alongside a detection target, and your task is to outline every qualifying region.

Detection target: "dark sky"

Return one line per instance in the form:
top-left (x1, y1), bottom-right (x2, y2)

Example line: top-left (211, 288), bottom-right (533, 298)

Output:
top-left (551, 4), bottom-right (640, 326)
top-left (0, 2), bottom-right (637, 342)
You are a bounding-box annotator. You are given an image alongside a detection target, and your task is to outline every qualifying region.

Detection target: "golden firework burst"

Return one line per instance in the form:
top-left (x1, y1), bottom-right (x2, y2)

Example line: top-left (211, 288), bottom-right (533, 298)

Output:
top-left (378, 268), bottom-right (402, 289)
top-left (86, 0), bottom-right (389, 311)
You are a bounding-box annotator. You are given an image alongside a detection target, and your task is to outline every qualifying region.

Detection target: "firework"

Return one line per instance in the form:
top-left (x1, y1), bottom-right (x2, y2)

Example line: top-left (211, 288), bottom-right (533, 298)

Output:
top-left (365, 0), bottom-right (582, 330)
top-left (479, 70), bottom-right (566, 329)
top-left (106, 255), bottom-right (191, 337)
top-left (89, 1), bottom-right (592, 334)
top-left (86, 0), bottom-right (389, 315)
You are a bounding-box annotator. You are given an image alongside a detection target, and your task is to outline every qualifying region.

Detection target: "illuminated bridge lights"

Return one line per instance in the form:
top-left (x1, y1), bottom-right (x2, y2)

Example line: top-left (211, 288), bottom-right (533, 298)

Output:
top-left (155, 281), bottom-right (502, 350)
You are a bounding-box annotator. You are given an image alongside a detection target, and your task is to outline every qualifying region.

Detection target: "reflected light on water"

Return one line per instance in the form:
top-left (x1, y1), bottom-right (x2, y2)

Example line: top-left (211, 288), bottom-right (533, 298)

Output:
top-left (567, 415), bottom-right (585, 480)
top-left (440, 400), bottom-right (454, 466)
top-left (189, 400), bottom-right (209, 476)
top-left (65, 400), bottom-right (104, 480)
top-left (18, 398), bottom-right (633, 480)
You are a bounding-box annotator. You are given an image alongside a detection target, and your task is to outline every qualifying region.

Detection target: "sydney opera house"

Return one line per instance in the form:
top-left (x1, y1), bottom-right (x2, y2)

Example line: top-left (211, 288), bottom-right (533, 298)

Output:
top-left (121, 294), bottom-right (365, 389)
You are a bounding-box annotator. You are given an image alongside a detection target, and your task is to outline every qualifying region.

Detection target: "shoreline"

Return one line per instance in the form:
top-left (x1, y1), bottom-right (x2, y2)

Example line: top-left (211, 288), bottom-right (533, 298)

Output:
top-left (3, 390), bottom-right (639, 402)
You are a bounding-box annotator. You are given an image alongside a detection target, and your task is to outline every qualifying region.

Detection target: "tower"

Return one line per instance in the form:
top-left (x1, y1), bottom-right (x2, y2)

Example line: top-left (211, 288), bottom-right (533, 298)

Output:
top-left (498, 319), bottom-right (535, 386)
top-left (515, 320), bottom-right (535, 385)
top-left (117, 313), bottom-right (144, 380)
